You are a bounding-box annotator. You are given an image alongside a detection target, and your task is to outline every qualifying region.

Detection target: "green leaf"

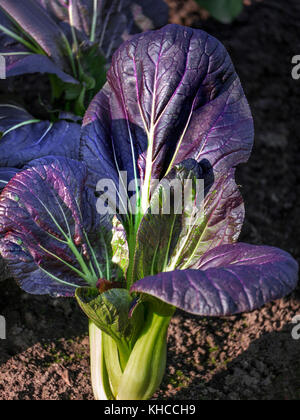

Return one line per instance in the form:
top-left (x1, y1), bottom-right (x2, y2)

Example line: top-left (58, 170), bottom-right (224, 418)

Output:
top-left (196, 0), bottom-right (243, 24)
top-left (131, 159), bottom-right (244, 286)
top-left (48, 46), bottom-right (107, 116)
top-left (75, 287), bottom-right (144, 348)
top-left (130, 180), bottom-right (183, 285)
top-left (171, 169), bottom-right (243, 271)
top-left (64, 84), bottom-right (83, 101)
top-left (116, 306), bottom-right (172, 400)
top-left (81, 44), bottom-right (107, 94)
top-left (111, 217), bottom-right (129, 278)
top-left (131, 160), bottom-right (205, 285)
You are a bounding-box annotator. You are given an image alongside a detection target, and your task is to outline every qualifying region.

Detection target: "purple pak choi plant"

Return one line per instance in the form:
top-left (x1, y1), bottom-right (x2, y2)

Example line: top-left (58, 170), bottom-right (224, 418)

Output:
top-left (0, 24), bottom-right (298, 400)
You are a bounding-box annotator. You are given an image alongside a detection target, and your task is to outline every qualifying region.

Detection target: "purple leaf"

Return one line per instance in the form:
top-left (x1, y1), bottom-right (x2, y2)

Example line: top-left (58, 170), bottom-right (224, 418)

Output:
top-left (0, 107), bottom-right (81, 167)
top-left (131, 243), bottom-right (299, 316)
top-left (0, 167), bottom-right (19, 191)
top-left (5, 54), bottom-right (78, 84)
top-left (80, 85), bottom-right (122, 189)
top-left (0, 0), bottom-right (68, 66)
top-left (81, 24), bottom-right (254, 201)
top-left (0, 157), bottom-right (105, 297)
top-left (0, 2), bottom-right (76, 82)
top-left (0, 104), bottom-right (34, 132)
top-left (0, 166), bottom-right (19, 280)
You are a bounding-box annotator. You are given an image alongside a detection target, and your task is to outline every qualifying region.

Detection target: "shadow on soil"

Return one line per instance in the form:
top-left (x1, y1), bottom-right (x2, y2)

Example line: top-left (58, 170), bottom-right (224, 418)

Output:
top-left (179, 326), bottom-right (300, 400)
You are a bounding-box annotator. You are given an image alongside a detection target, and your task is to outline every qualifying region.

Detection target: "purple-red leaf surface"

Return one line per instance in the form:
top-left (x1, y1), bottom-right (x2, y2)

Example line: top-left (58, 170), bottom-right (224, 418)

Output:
top-left (0, 168), bottom-right (19, 191)
top-left (0, 115), bottom-right (81, 168)
top-left (0, 157), bottom-right (103, 297)
top-left (131, 243), bottom-right (299, 315)
top-left (0, 104), bottom-right (34, 132)
top-left (81, 24), bottom-right (254, 200)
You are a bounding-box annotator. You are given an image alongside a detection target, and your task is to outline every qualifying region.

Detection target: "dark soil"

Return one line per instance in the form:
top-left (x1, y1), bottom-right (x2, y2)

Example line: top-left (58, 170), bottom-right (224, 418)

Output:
top-left (0, 0), bottom-right (300, 400)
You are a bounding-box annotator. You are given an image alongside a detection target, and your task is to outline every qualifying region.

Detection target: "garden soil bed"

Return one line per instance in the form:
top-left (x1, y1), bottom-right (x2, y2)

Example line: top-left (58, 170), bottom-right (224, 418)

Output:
top-left (0, 0), bottom-right (300, 400)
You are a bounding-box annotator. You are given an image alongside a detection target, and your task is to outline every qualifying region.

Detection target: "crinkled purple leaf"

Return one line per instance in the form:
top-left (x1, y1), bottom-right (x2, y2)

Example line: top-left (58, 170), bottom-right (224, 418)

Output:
top-left (131, 243), bottom-right (299, 316)
top-left (0, 157), bottom-right (107, 297)
top-left (0, 112), bottom-right (81, 168)
top-left (131, 160), bottom-right (244, 286)
top-left (81, 24), bottom-right (254, 205)
top-left (0, 167), bottom-right (19, 191)
top-left (0, 167), bottom-right (19, 281)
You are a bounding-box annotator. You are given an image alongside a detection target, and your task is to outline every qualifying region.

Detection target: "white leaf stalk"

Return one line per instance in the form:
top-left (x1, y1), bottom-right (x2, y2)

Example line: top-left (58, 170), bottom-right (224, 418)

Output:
top-left (89, 308), bottom-right (173, 400)
top-left (89, 321), bottom-right (113, 400)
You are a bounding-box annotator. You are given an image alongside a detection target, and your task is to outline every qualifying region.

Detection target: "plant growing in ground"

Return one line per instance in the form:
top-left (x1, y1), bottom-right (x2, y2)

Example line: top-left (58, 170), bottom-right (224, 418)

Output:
top-left (0, 24), bottom-right (298, 400)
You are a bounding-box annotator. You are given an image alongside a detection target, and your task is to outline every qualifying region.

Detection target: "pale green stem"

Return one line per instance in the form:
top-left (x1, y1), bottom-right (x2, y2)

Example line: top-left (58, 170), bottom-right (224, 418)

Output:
top-left (0, 24), bottom-right (42, 54)
top-left (1, 120), bottom-right (41, 138)
top-left (89, 321), bottom-right (114, 400)
top-left (90, 0), bottom-right (98, 43)
top-left (116, 309), bottom-right (173, 400)
top-left (102, 333), bottom-right (123, 398)
top-left (62, 33), bottom-right (77, 78)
